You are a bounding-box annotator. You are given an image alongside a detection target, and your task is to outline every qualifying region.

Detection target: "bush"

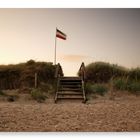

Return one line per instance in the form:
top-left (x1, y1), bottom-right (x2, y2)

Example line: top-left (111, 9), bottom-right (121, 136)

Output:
top-left (0, 60), bottom-right (56, 89)
top-left (85, 83), bottom-right (94, 94)
top-left (113, 78), bottom-right (127, 90)
top-left (26, 60), bottom-right (36, 65)
top-left (39, 82), bottom-right (52, 93)
top-left (31, 88), bottom-right (47, 103)
top-left (127, 81), bottom-right (140, 93)
top-left (85, 83), bottom-right (108, 96)
top-left (113, 78), bottom-right (140, 93)
top-left (84, 62), bottom-right (128, 83)
top-left (128, 68), bottom-right (140, 81)
top-left (92, 84), bottom-right (108, 96)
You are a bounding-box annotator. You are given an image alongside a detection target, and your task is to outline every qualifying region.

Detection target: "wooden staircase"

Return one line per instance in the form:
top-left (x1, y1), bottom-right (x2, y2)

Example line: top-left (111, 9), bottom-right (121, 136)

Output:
top-left (54, 63), bottom-right (86, 103)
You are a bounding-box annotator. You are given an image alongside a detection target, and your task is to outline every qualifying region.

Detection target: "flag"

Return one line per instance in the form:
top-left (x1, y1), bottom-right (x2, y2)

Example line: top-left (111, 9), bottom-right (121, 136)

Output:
top-left (56, 29), bottom-right (67, 40)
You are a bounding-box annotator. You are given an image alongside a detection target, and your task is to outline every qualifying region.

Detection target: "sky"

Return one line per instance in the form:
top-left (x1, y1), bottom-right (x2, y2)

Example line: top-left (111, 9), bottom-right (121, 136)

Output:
top-left (0, 9), bottom-right (140, 76)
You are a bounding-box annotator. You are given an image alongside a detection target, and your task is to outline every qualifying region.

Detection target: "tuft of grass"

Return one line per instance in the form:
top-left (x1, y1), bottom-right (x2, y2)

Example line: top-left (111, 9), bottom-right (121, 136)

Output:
top-left (113, 78), bottom-right (140, 94)
top-left (39, 82), bottom-right (52, 93)
top-left (128, 68), bottom-right (140, 81)
top-left (31, 88), bottom-right (47, 103)
top-left (127, 81), bottom-right (140, 93)
top-left (113, 78), bottom-right (127, 91)
top-left (92, 84), bottom-right (108, 96)
top-left (85, 83), bottom-right (108, 96)
top-left (85, 83), bottom-right (94, 94)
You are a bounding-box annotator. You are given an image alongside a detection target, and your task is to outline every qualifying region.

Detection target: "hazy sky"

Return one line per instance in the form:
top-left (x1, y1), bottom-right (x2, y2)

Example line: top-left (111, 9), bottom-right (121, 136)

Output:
top-left (0, 9), bottom-right (140, 75)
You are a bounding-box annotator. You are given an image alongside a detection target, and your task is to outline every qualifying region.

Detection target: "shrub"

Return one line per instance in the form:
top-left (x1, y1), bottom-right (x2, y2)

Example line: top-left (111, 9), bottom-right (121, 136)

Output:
top-left (31, 88), bottom-right (47, 103)
top-left (128, 68), bottom-right (140, 81)
top-left (113, 78), bottom-right (140, 93)
top-left (85, 83), bottom-right (94, 94)
top-left (92, 84), bottom-right (108, 96)
top-left (113, 78), bottom-right (127, 90)
top-left (26, 60), bottom-right (35, 65)
top-left (85, 83), bottom-right (108, 96)
top-left (84, 62), bottom-right (128, 83)
top-left (127, 81), bottom-right (140, 93)
top-left (0, 60), bottom-right (56, 89)
top-left (39, 82), bottom-right (52, 93)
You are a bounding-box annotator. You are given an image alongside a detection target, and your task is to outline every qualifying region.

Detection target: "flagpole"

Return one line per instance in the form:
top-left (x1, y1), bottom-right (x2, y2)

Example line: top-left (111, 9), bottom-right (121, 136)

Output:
top-left (54, 28), bottom-right (57, 65)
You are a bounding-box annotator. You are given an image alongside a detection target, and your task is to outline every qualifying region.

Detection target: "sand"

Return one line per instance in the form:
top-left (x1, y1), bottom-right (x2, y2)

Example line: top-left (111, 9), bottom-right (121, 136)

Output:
top-left (0, 93), bottom-right (140, 132)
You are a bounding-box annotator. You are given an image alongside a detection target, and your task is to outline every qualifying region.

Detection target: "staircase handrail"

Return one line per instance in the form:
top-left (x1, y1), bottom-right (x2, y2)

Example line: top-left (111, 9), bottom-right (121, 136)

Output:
top-left (55, 63), bottom-right (64, 78)
top-left (54, 63), bottom-right (63, 103)
top-left (78, 62), bottom-right (86, 81)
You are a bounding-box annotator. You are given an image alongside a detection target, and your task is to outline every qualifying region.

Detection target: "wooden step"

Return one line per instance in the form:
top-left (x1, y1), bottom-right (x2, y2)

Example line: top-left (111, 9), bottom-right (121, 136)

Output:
top-left (60, 81), bottom-right (82, 85)
top-left (57, 91), bottom-right (82, 95)
top-left (57, 96), bottom-right (84, 100)
top-left (60, 85), bottom-right (82, 88)
top-left (60, 77), bottom-right (81, 82)
top-left (59, 88), bottom-right (81, 92)
top-left (60, 80), bottom-right (81, 83)
top-left (61, 76), bottom-right (81, 80)
top-left (55, 76), bottom-right (86, 103)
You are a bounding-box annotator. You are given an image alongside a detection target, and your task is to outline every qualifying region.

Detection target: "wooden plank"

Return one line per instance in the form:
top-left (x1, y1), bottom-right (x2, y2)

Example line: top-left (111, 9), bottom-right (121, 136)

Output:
top-left (35, 73), bottom-right (37, 88)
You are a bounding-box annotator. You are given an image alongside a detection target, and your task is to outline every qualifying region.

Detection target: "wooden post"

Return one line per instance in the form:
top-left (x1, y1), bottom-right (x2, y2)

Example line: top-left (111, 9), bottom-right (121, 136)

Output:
top-left (136, 70), bottom-right (138, 82)
top-left (54, 28), bottom-right (57, 65)
top-left (109, 77), bottom-right (115, 100)
top-left (35, 73), bottom-right (37, 88)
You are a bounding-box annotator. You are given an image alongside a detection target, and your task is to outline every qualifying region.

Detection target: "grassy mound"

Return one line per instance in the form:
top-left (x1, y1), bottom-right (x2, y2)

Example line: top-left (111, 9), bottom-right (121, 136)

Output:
top-left (0, 60), bottom-right (56, 90)
top-left (84, 61), bottom-right (140, 82)
top-left (84, 62), bottom-right (128, 83)
top-left (82, 61), bottom-right (140, 95)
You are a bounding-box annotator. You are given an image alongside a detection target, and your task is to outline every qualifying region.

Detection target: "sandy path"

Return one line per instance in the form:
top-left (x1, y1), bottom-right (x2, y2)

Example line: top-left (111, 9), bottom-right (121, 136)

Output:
top-left (0, 97), bottom-right (140, 132)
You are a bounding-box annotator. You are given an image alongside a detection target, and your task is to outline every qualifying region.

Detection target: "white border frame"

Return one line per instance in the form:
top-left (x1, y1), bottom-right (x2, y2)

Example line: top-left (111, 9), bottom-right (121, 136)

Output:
top-left (0, 0), bottom-right (140, 8)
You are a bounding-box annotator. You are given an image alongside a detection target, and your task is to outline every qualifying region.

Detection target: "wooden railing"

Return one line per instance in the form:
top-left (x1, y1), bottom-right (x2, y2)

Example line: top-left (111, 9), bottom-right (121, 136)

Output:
top-left (54, 63), bottom-right (63, 103)
top-left (78, 62), bottom-right (86, 102)
top-left (55, 63), bottom-right (64, 78)
top-left (78, 62), bottom-right (86, 81)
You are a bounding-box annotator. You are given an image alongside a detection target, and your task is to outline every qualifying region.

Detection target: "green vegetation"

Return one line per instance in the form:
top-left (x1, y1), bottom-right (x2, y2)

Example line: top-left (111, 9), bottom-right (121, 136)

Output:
top-left (31, 88), bottom-right (47, 103)
top-left (127, 81), bottom-right (140, 93)
top-left (113, 78), bottom-right (127, 90)
top-left (85, 83), bottom-right (108, 96)
top-left (83, 62), bottom-right (140, 94)
top-left (84, 62), bottom-right (140, 83)
top-left (0, 60), bottom-right (140, 96)
top-left (84, 62), bottom-right (128, 83)
top-left (85, 83), bottom-right (94, 94)
top-left (39, 82), bottom-right (53, 93)
top-left (0, 60), bottom-right (56, 90)
top-left (113, 78), bottom-right (140, 93)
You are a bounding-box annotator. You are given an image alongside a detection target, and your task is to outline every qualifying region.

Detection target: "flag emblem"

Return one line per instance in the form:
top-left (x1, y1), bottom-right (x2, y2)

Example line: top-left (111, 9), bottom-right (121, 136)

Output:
top-left (56, 29), bottom-right (67, 40)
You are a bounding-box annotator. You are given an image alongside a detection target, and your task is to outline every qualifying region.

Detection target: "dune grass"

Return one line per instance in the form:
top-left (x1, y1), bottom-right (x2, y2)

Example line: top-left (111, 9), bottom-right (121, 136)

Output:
top-left (31, 88), bottom-right (47, 103)
top-left (83, 62), bottom-right (140, 95)
top-left (85, 82), bottom-right (108, 96)
top-left (0, 60), bottom-right (56, 90)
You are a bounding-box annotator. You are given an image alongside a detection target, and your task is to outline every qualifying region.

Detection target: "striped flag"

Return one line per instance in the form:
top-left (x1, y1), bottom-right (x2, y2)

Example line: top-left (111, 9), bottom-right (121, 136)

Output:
top-left (56, 29), bottom-right (67, 40)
